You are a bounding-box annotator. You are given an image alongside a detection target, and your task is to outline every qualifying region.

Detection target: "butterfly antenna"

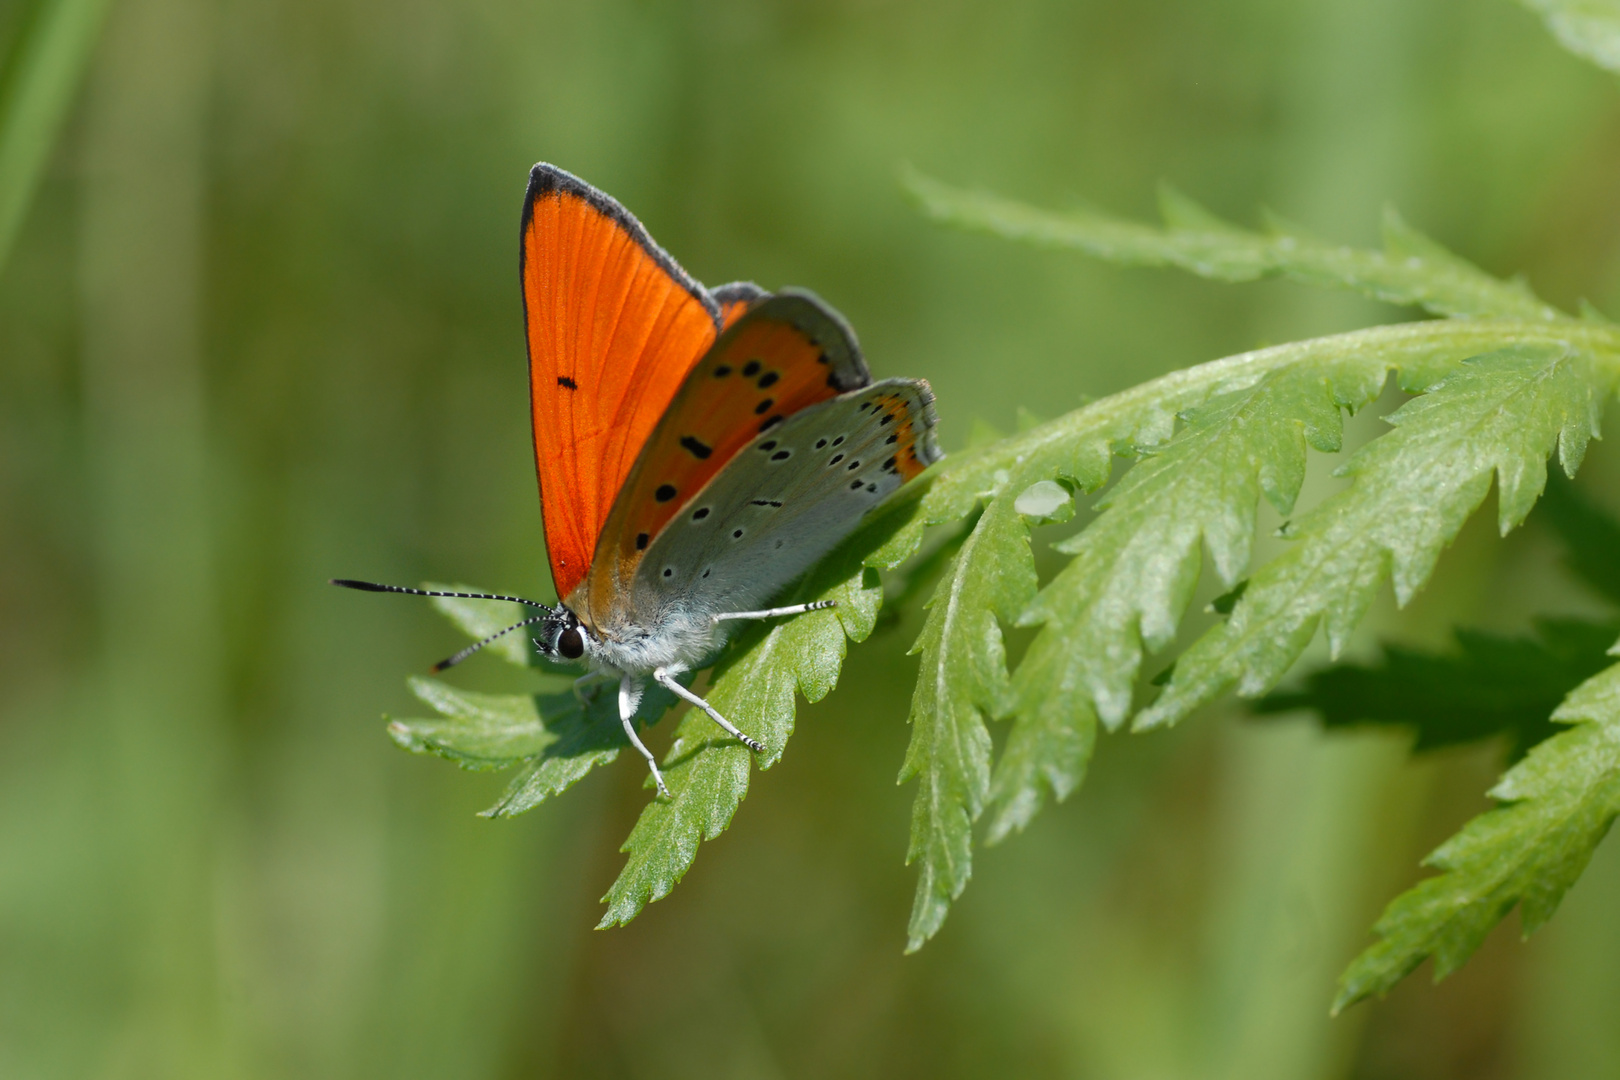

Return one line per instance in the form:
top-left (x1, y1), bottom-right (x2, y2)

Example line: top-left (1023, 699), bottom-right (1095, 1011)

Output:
top-left (430, 613), bottom-right (553, 673)
top-left (329, 579), bottom-right (555, 610)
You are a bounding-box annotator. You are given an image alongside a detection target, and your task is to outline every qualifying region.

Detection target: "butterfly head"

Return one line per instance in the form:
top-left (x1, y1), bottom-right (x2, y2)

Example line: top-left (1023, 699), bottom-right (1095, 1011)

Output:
top-left (533, 604), bottom-right (588, 663)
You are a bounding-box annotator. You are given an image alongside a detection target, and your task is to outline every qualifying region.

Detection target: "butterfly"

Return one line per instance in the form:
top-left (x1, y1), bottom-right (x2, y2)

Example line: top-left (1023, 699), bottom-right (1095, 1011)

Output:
top-left (336, 163), bottom-right (942, 795)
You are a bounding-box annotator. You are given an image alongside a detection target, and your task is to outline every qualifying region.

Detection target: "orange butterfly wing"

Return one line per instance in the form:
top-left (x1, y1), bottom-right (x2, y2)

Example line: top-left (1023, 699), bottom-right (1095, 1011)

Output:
top-left (521, 164), bottom-right (724, 600)
top-left (713, 281), bottom-right (765, 329)
top-left (577, 291), bottom-right (871, 629)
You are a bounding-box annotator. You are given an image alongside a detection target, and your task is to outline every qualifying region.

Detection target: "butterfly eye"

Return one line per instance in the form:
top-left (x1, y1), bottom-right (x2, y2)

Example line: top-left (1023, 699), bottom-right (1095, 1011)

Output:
top-left (558, 626), bottom-right (584, 660)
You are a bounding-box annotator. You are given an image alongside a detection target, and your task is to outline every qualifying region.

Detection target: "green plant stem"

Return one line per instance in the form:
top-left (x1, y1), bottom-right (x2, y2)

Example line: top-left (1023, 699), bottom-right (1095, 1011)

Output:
top-left (0, 0), bottom-right (112, 273)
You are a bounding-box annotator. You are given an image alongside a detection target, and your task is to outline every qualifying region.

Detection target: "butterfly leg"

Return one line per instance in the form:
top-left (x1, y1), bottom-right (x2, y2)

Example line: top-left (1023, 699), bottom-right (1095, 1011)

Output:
top-left (653, 667), bottom-right (765, 753)
top-left (710, 600), bottom-right (837, 625)
top-left (573, 670), bottom-right (610, 705)
top-left (618, 674), bottom-right (669, 797)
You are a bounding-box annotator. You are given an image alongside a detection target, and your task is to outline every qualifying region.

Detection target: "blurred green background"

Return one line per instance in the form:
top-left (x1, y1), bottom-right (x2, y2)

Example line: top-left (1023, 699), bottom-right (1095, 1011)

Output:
top-left (4, 0), bottom-right (1620, 1076)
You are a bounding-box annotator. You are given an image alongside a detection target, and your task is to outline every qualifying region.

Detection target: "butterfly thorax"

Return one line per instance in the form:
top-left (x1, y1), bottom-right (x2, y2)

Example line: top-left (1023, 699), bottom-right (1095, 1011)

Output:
top-left (568, 597), bottom-right (728, 679)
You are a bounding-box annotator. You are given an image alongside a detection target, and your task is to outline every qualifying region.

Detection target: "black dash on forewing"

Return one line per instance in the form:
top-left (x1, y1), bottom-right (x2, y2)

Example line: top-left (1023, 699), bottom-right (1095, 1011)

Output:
top-left (702, 567), bottom-right (712, 578)
top-left (828, 453), bottom-right (844, 466)
top-left (759, 440), bottom-right (778, 452)
top-left (662, 567), bottom-right (673, 578)
top-left (732, 528), bottom-right (744, 539)
top-left (754, 398), bottom-right (774, 415)
top-left (758, 415), bottom-right (783, 433)
top-left (849, 479), bottom-right (864, 490)
top-left (885, 433), bottom-right (898, 444)
top-left (771, 450), bottom-right (790, 461)
top-left (713, 364), bottom-right (732, 378)
top-left (816, 353), bottom-right (830, 365)
top-left (814, 438), bottom-right (827, 449)
top-left (680, 435), bottom-right (712, 459)
top-left (742, 359), bottom-right (762, 377)
top-left (556, 375), bottom-right (578, 390)
top-left (866, 483), bottom-right (878, 493)
top-left (832, 435), bottom-right (845, 446)
top-left (880, 412), bottom-right (894, 425)
top-left (883, 455), bottom-right (897, 471)
top-left (825, 373), bottom-right (841, 388)
top-left (691, 506), bottom-right (710, 520)
top-left (757, 371), bottom-right (779, 389)
top-left (635, 532), bottom-right (649, 550)
top-left (655, 484), bottom-right (677, 502)
top-left (750, 499), bottom-right (784, 508)
top-left (846, 459), bottom-right (860, 470)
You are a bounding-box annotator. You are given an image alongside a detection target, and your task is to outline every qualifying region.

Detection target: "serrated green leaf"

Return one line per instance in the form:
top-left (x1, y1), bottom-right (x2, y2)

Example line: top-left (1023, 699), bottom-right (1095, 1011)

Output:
top-left (598, 495), bottom-right (927, 928)
top-left (904, 169), bottom-right (1563, 322)
top-left (1257, 618), bottom-right (1620, 761)
top-left (899, 496), bottom-right (1030, 949)
top-left (388, 671), bottom-right (651, 815)
top-left (990, 358), bottom-right (1382, 848)
top-left (895, 319), bottom-right (1620, 947)
top-left (1335, 652), bottom-right (1620, 1012)
top-left (1038, 358), bottom-right (1378, 718)
top-left (873, 513), bottom-right (979, 635)
top-left (1140, 345), bottom-right (1616, 731)
top-left (482, 694), bottom-right (631, 818)
top-left (1521, 0), bottom-right (1620, 73)
top-left (921, 321), bottom-right (1595, 528)
top-left (390, 675), bottom-right (556, 767)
